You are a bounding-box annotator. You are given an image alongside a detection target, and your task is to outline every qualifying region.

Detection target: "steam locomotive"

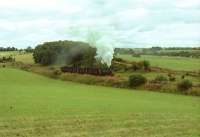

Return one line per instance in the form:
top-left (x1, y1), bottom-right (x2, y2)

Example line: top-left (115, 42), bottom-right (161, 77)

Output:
top-left (60, 66), bottom-right (113, 76)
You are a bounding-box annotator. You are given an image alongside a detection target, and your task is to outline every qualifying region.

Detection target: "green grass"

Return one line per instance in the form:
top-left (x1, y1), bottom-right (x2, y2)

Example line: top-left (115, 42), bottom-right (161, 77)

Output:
top-left (0, 51), bottom-right (19, 57)
top-left (118, 54), bottom-right (200, 71)
top-left (15, 53), bottom-right (34, 64)
top-left (0, 68), bottom-right (200, 137)
top-left (0, 51), bottom-right (34, 64)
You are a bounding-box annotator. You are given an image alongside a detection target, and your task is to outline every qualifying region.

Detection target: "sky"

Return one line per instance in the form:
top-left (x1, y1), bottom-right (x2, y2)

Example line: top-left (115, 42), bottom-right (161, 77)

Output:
top-left (0, 0), bottom-right (200, 48)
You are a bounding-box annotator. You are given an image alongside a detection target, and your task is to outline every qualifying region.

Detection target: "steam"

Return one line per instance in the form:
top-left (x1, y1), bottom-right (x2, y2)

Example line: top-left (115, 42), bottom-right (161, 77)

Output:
top-left (86, 31), bottom-right (115, 67)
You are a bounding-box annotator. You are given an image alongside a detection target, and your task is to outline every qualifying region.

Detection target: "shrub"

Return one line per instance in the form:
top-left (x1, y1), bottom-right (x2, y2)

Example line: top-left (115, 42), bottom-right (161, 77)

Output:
top-left (53, 69), bottom-right (62, 76)
top-left (132, 54), bottom-right (141, 57)
top-left (142, 60), bottom-right (150, 71)
top-left (129, 74), bottom-right (147, 87)
top-left (132, 63), bottom-right (142, 71)
top-left (154, 75), bottom-right (168, 83)
top-left (181, 75), bottom-right (185, 79)
top-left (131, 61), bottom-right (150, 71)
top-left (177, 79), bottom-right (193, 92)
top-left (113, 57), bottom-right (126, 62)
top-left (169, 76), bottom-right (176, 81)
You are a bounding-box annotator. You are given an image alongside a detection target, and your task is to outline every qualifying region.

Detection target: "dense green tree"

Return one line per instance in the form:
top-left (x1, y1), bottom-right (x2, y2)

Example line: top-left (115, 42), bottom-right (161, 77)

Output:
top-left (25, 46), bottom-right (34, 53)
top-left (33, 40), bottom-right (97, 66)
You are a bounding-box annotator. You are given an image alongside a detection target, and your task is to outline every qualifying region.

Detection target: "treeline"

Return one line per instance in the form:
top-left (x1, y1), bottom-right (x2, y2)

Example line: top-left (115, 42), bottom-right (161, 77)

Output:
top-left (0, 46), bottom-right (34, 53)
top-left (163, 47), bottom-right (200, 50)
top-left (0, 47), bottom-right (18, 51)
top-left (153, 51), bottom-right (200, 58)
top-left (33, 40), bottom-right (97, 66)
top-left (115, 47), bottom-right (200, 58)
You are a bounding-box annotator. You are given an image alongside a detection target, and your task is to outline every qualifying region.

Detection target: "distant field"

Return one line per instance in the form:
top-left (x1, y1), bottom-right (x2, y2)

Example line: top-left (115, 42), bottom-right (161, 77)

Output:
top-left (118, 54), bottom-right (200, 71)
top-left (0, 51), bottom-right (34, 64)
top-left (0, 68), bottom-right (200, 137)
top-left (15, 53), bottom-right (34, 64)
top-left (0, 51), bottom-right (19, 56)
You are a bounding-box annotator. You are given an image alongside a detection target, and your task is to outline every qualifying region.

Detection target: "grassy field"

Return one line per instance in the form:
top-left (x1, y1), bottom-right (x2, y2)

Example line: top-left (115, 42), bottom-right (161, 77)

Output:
top-left (0, 51), bottom-right (34, 64)
top-left (118, 54), bottom-right (200, 71)
top-left (15, 53), bottom-right (34, 64)
top-left (0, 68), bottom-right (200, 137)
top-left (0, 51), bottom-right (19, 57)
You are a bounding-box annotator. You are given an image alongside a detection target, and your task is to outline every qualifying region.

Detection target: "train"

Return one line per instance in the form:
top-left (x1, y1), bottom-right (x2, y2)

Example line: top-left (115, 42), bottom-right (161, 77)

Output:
top-left (60, 66), bottom-right (113, 76)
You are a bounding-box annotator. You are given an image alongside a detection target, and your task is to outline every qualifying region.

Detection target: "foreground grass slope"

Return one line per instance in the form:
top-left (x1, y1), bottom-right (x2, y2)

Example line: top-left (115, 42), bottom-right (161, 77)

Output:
top-left (118, 54), bottom-right (200, 71)
top-left (0, 68), bottom-right (200, 137)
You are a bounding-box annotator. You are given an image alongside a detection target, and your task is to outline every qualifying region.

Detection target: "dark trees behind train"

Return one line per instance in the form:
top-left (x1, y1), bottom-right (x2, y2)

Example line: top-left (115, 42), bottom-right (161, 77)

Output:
top-left (33, 40), bottom-right (104, 68)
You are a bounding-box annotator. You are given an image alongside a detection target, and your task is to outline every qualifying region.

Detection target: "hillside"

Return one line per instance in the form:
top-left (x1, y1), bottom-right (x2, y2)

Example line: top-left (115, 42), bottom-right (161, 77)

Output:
top-left (0, 68), bottom-right (200, 137)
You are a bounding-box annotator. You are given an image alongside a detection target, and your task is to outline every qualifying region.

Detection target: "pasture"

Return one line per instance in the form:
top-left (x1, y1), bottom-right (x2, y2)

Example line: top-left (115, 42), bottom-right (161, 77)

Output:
top-left (15, 53), bottom-right (34, 64)
top-left (0, 68), bottom-right (200, 137)
top-left (0, 51), bottom-right (34, 64)
top-left (118, 54), bottom-right (200, 71)
top-left (0, 51), bottom-right (19, 57)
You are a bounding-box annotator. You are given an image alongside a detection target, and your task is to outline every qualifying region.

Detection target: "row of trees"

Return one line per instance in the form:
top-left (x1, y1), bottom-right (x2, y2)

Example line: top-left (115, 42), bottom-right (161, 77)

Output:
top-left (0, 46), bottom-right (34, 52)
top-left (0, 47), bottom-right (18, 51)
top-left (115, 47), bottom-right (200, 58)
top-left (33, 40), bottom-right (97, 66)
top-left (154, 51), bottom-right (200, 58)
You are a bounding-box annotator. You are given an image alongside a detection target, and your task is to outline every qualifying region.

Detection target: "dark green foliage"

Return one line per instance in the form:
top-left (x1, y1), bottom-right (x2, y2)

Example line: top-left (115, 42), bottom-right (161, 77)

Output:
top-left (154, 75), bottom-right (168, 83)
top-left (0, 47), bottom-right (18, 51)
top-left (142, 60), bottom-right (150, 71)
top-left (131, 61), bottom-right (150, 71)
top-left (169, 76), bottom-right (176, 81)
top-left (181, 75), bottom-right (185, 79)
top-left (33, 40), bottom-right (96, 66)
top-left (0, 56), bottom-right (15, 63)
top-left (113, 57), bottom-right (126, 63)
top-left (168, 73), bottom-right (176, 81)
top-left (132, 63), bottom-right (143, 71)
top-left (177, 79), bottom-right (193, 91)
top-left (25, 46), bottom-right (34, 53)
top-left (129, 74), bottom-right (147, 87)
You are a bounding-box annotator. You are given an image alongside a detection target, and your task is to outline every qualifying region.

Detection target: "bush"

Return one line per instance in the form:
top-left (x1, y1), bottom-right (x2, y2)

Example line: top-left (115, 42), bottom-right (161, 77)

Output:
top-left (169, 76), bottom-right (176, 81)
top-left (154, 75), bottom-right (168, 83)
top-left (53, 69), bottom-right (62, 76)
top-left (129, 74), bottom-right (147, 87)
top-left (142, 60), bottom-right (150, 71)
top-left (132, 63), bottom-right (143, 71)
top-left (177, 79), bottom-right (193, 92)
top-left (131, 61), bottom-right (150, 71)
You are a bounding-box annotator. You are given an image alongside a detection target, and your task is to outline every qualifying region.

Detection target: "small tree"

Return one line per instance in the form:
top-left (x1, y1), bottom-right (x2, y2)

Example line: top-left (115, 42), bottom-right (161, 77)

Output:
top-left (25, 46), bottom-right (34, 53)
top-left (142, 60), bottom-right (150, 71)
top-left (129, 74), bottom-right (147, 87)
top-left (177, 79), bottom-right (193, 92)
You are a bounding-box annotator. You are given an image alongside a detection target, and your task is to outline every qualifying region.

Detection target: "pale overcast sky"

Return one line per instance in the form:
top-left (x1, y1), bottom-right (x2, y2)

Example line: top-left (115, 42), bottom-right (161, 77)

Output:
top-left (0, 0), bottom-right (200, 48)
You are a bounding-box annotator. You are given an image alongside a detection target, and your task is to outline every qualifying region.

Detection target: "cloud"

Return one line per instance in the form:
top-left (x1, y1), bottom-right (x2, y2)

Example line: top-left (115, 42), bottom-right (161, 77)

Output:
top-left (0, 0), bottom-right (199, 48)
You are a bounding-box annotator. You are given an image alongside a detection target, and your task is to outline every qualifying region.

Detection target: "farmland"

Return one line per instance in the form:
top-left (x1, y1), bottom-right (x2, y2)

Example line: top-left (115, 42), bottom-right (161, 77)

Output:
top-left (1, 0), bottom-right (200, 136)
top-left (0, 68), bottom-right (200, 137)
top-left (117, 54), bottom-right (200, 71)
